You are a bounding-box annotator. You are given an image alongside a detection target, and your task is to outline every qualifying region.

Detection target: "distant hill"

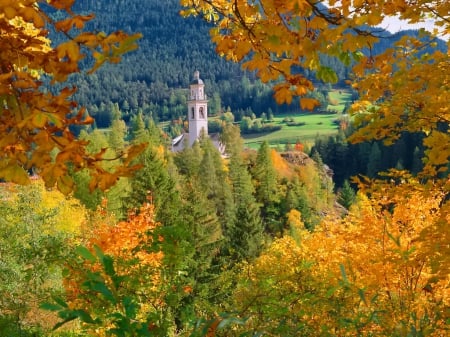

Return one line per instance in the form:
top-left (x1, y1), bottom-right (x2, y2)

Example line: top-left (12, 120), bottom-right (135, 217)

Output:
top-left (46, 1), bottom-right (446, 126)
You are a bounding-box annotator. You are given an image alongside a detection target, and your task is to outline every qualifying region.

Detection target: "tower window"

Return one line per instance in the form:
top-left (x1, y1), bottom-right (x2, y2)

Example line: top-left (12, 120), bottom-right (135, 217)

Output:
top-left (191, 107), bottom-right (195, 119)
top-left (199, 107), bottom-right (204, 119)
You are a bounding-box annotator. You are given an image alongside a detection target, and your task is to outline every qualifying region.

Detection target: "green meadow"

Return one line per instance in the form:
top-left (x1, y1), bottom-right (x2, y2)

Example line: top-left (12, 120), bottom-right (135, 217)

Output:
top-left (243, 89), bottom-right (351, 149)
top-left (243, 113), bottom-right (339, 149)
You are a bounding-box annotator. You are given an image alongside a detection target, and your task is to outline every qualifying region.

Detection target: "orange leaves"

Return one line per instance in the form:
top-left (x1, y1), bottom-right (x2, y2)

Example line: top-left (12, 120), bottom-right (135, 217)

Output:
top-left (0, 1), bottom-right (143, 193)
top-left (300, 97), bottom-right (320, 111)
top-left (54, 14), bottom-right (95, 32)
top-left (56, 40), bottom-right (82, 62)
top-left (60, 201), bottom-right (164, 336)
top-left (183, 1), bottom-right (449, 179)
top-left (2, 3), bottom-right (45, 27)
top-left (92, 202), bottom-right (162, 266)
top-left (47, 0), bottom-right (75, 11)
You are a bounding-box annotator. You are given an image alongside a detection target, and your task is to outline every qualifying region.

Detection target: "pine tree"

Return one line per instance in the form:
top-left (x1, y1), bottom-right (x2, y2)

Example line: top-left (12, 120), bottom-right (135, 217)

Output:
top-left (173, 141), bottom-right (203, 176)
top-left (199, 138), bottom-right (235, 232)
top-left (108, 118), bottom-right (127, 155)
top-left (367, 142), bottom-right (382, 177)
top-left (253, 141), bottom-right (282, 234)
top-left (125, 147), bottom-right (180, 226)
top-left (227, 141), bottom-right (264, 262)
top-left (130, 112), bottom-right (150, 144)
top-left (281, 177), bottom-right (313, 230)
top-left (337, 180), bottom-right (356, 210)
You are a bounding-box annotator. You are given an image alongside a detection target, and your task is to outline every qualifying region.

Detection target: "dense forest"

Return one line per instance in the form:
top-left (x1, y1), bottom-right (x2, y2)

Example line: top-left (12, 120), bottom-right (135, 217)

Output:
top-left (48, 0), bottom-right (444, 127)
top-left (1, 1), bottom-right (449, 336)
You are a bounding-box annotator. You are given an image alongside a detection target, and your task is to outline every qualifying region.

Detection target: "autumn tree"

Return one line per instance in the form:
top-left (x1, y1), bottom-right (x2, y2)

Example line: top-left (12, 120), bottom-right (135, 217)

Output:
top-left (180, 0), bottom-right (449, 177)
top-left (178, 1), bottom-right (449, 335)
top-left (0, 180), bottom-right (85, 334)
top-left (223, 175), bottom-right (449, 337)
top-left (0, 0), bottom-right (144, 193)
top-left (61, 202), bottom-right (166, 336)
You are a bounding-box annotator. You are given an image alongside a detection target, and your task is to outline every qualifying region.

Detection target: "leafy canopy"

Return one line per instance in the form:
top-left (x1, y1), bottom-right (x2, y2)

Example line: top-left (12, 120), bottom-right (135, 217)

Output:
top-left (180, 0), bottom-right (449, 176)
top-left (0, 0), bottom-right (144, 193)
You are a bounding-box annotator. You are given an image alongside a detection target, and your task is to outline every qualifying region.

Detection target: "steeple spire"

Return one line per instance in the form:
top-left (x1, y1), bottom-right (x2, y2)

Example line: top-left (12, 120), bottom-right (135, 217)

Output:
top-left (188, 71), bottom-right (208, 146)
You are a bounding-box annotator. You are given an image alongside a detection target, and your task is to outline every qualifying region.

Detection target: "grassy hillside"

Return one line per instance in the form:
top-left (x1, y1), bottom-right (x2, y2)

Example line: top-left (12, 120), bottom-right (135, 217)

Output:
top-left (242, 90), bottom-right (351, 149)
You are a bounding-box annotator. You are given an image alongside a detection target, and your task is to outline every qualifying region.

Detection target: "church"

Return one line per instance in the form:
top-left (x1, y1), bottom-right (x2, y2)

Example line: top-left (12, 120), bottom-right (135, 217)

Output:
top-left (171, 71), bottom-right (225, 153)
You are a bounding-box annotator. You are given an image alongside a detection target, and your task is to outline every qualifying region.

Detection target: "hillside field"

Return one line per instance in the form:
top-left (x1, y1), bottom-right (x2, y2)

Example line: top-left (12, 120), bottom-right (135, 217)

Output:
top-left (243, 89), bottom-right (351, 149)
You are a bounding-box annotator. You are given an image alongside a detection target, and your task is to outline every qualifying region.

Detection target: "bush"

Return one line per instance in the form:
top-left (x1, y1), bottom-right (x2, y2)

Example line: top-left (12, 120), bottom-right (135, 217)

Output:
top-left (286, 121), bottom-right (306, 127)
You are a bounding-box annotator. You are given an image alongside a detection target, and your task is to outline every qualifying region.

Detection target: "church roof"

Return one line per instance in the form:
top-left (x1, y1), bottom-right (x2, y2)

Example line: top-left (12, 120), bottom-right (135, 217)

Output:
top-left (190, 70), bottom-right (204, 85)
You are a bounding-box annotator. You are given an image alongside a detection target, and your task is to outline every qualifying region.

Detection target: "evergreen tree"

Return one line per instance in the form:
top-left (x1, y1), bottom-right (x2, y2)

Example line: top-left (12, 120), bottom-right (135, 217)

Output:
top-left (367, 142), bottom-right (382, 177)
top-left (281, 177), bottom-right (312, 230)
top-left (226, 140), bottom-right (264, 262)
top-left (173, 141), bottom-right (203, 176)
top-left (177, 176), bottom-right (224, 309)
top-left (311, 149), bottom-right (324, 168)
top-left (130, 112), bottom-right (150, 144)
top-left (253, 141), bottom-right (282, 234)
top-left (198, 138), bottom-right (235, 232)
top-left (337, 180), bottom-right (356, 210)
top-left (108, 118), bottom-right (127, 155)
top-left (125, 146), bottom-right (180, 226)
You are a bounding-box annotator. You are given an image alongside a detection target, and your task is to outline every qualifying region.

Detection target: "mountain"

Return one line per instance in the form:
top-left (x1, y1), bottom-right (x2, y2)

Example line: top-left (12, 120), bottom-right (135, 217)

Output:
top-left (62, 0), bottom-right (258, 123)
top-left (47, 1), bottom-right (446, 127)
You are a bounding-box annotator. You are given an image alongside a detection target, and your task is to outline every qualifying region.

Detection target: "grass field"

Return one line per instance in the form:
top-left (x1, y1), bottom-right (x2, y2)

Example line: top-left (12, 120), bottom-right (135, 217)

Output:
top-left (243, 89), bottom-right (351, 149)
top-left (243, 113), bottom-right (339, 149)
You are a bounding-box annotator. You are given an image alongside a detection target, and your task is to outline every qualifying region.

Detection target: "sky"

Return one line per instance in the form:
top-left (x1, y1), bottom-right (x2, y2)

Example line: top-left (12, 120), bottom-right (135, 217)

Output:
top-left (379, 17), bottom-right (438, 34)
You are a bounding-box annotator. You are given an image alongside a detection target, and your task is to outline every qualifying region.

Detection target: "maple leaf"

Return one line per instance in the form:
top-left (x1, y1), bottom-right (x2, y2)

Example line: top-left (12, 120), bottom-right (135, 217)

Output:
top-left (0, 1), bottom-right (143, 193)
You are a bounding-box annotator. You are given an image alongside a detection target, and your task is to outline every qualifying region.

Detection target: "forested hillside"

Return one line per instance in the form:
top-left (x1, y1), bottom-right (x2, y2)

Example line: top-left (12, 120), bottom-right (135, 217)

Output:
top-left (63, 0), bottom-right (266, 124)
top-left (56, 0), bottom-right (445, 127)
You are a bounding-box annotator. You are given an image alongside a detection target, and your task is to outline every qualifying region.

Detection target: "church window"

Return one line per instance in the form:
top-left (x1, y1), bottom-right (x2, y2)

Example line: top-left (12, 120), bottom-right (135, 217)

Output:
top-left (199, 107), bottom-right (204, 118)
top-left (191, 107), bottom-right (195, 119)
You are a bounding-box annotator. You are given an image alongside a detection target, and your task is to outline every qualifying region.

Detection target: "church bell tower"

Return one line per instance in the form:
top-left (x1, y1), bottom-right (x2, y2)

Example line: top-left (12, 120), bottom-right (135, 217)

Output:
top-left (187, 71), bottom-right (208, 146)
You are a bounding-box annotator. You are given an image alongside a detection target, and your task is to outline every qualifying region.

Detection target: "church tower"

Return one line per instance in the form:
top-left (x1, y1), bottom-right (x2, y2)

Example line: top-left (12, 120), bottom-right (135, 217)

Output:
top-left (187, 70), bottom-right (208, 146)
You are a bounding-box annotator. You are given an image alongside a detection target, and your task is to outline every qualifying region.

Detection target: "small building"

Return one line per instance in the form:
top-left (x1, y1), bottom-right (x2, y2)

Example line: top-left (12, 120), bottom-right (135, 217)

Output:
top-left (172, 71), bottom-right (225, 154)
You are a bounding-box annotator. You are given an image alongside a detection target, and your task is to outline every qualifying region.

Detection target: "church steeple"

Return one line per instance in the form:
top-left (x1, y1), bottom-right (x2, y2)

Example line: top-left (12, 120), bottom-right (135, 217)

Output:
top-left (187, 70), bottom-right (208, 146)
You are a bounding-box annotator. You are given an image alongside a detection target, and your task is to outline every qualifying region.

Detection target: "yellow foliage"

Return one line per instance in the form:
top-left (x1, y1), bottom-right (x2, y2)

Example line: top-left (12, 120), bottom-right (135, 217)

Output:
top-left (36, 179), bottom-right (87, 233)
top-left (234, 177), bottom-right (449, 335)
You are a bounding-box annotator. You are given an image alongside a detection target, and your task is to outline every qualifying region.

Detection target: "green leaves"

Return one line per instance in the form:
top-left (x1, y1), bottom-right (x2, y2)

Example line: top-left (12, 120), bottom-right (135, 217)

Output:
top-left (316, 66), bottom-right (338, 84)
top-left (45, 242), bottom-right (159, 336)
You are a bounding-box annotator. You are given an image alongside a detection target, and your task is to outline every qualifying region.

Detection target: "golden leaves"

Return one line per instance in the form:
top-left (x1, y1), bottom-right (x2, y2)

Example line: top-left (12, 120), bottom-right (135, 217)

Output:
top-left (182, 0), bottom-right (449, 177)
top-left (300, 97), bottom-right (320, 111)
top-left (54, 14), bottom-right (95, 32)
top-left (0, 1), bottom-right (143, 193)
top-left (234, 176), bottom-right (449, 335)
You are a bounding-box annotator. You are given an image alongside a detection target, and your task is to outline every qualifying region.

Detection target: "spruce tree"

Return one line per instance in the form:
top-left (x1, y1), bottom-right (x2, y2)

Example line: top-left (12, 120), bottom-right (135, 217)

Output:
top-left (226, 140), bottom-right (264, 262)
top-left (198, 138), bottom-right (235, 232)
top-left (281, 177), bottom-right (312, 230)
top-left (338, 180), bottom-right (356, 210)
top-left (130, 112), bottom-right (150, 144)
top-left (253, 141), bottom-right (282, 234)
top-left (108, 118), bottom-right (127, 155)
top-left (367, 142), bottom-right (382, 177)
